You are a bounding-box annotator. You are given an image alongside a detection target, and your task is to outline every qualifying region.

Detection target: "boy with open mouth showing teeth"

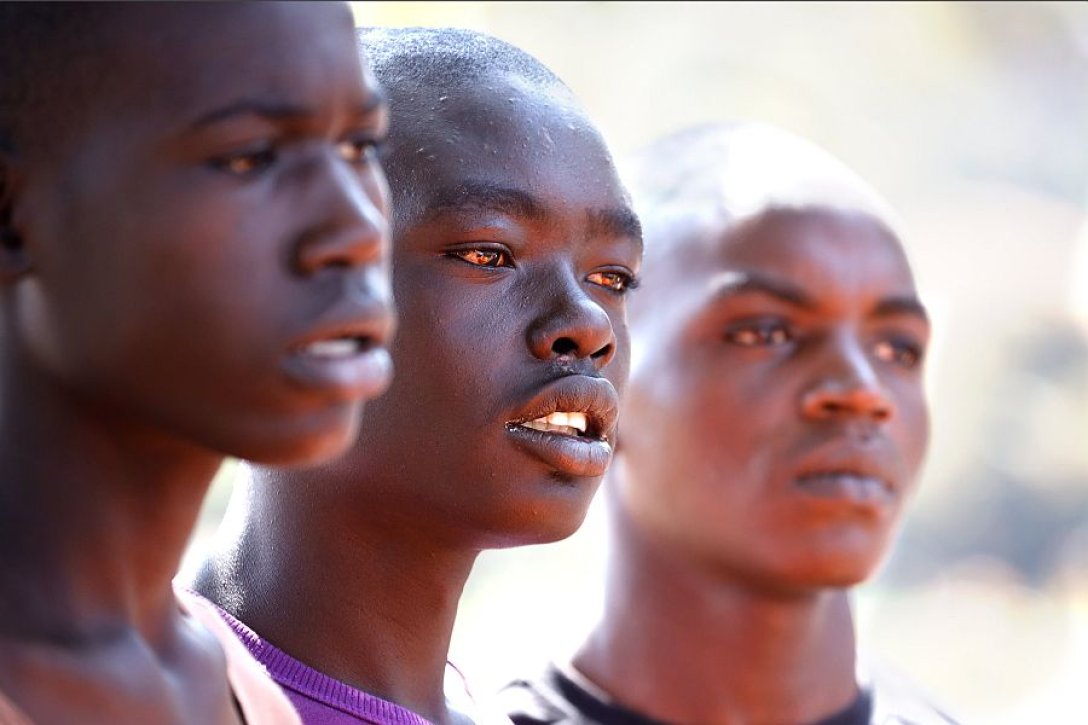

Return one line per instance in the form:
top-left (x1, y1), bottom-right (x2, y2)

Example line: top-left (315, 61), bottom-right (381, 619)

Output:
top-left (501, 123), bottom-right (960, 725)
top-left (0, 2), bottom-right (394, 722)
top-left (192, 27), bottom-right (642, 725)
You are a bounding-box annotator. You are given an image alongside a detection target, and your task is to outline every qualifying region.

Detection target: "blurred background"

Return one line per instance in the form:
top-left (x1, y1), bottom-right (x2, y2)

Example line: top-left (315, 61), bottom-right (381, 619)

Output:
top-left (185, 2), bottom-right (1088, 722)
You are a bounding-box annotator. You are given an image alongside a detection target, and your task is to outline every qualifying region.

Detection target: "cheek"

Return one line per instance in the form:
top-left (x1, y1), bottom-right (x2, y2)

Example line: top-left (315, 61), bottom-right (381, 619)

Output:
top-left (607, 321), bottom-right (632, 395)
top-left (892, 381), bottom-right (930, 477)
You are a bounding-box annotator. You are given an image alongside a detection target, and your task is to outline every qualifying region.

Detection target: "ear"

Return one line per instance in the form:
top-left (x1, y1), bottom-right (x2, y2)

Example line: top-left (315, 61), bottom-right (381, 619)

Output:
top-left (0, 148), bottom-right (32, 283)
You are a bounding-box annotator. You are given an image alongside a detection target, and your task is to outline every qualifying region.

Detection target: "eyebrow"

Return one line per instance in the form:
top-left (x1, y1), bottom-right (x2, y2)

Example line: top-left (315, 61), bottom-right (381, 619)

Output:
top-left (424, 182), bottom-right (547, 222)
top-left (707, 271), bottom-right (815, 309)
top-left (588, 207), bottom-right (644, 250)
top-left (424, 182), bottom-right (643, 248)
top-left (189, 91), bottom-right (388, 129)
top-left (873, 295), bottom-right (930, 323)
top-left (708, 271), bottom-right (930, 322)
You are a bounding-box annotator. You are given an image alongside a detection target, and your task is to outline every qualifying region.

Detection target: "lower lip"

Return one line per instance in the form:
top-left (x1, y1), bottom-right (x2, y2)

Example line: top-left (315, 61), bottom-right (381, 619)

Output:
top-left (794, 473), bottom-right (894, 511)
top-left (281, 347), bottom-right (393, 401)
top-left (506, 424), bottom-right (613, 479)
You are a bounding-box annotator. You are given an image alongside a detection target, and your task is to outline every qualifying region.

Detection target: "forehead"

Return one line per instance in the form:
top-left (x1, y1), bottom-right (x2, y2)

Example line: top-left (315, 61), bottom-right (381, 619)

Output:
top-left (639, 206), bottom-right (917, 313)
top-left (723, 208), bottom-right (913, 281)
top-left (75, 3), bottom-right (364, 128)
top-left (392, 72), bottom-right (626, 213)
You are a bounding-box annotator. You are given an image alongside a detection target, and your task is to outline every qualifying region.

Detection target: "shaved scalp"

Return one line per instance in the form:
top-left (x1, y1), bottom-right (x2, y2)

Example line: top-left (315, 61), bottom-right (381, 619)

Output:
top-left (621, 122), bottom-right (902, 265)
top-left (356, 26), bottom-right (583, 227)
top-left (0, 3), bottom-right (122, 155)
top-left (358, 26), bottom-right (567, 97)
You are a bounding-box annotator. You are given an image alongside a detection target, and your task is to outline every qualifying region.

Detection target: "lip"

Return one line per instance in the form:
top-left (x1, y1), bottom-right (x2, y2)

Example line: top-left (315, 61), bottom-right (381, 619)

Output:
top-left (791, 448), bottom-right (898, 514)
top-left (505, 375), bottom-right (619, 479)
top-left (281, 301), bottom-right (395, 402)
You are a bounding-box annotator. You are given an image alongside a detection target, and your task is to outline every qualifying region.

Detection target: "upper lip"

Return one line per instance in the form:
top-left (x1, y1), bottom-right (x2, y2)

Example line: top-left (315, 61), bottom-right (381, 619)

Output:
top-left (288, 299), bottom-right (395, 353)
top-left (507, 374), bottom-right (619, 441)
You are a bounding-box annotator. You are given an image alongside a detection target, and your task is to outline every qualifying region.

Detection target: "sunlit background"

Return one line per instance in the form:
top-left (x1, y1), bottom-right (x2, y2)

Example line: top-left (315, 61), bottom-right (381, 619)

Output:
top-left (186, 2), bottom-right (1088, 722)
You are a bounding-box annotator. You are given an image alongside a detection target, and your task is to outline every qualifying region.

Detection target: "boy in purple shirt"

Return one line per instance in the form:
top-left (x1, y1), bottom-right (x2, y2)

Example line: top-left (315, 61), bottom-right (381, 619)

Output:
top-left (193, 27), bottom-right (641, 725)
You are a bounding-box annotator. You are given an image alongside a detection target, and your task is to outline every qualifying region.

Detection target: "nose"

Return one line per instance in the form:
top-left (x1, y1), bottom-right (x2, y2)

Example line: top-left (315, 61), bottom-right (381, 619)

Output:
top-left (527, 270), bottom-right (616, 370)
top-left (800, 334), bottom-right (894, 423)
top-left (294, 152), bottom-right (389, 275)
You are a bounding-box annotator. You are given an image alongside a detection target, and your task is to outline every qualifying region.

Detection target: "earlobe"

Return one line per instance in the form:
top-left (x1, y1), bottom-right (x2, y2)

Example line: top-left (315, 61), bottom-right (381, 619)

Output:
top-left (0, 152), bottom-right (32, 283)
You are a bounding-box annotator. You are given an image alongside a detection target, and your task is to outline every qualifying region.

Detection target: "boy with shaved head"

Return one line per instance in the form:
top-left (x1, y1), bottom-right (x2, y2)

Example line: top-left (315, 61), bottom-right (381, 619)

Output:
top-left (0, 3), bottom-right (394, 721)
top-left (501, 123), bottom-right (959, 724)
top-left (193, 27), bottom-right (642, 725)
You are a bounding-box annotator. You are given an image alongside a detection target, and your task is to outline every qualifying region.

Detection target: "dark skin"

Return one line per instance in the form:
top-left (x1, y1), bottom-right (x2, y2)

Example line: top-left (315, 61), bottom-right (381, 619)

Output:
top-left (0, 4), bottom-right (392, 722)
top-left (573, 159), bottom-right (930, 723)
top-left (196, 71), bottom-right (642, 724)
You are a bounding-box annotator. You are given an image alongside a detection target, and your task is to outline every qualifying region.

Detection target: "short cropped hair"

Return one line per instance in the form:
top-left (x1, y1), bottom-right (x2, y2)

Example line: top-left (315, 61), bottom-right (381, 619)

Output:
top-left (0, 3), bottom-right (119, 153)
top-left (358, 26), bottom-right (566, 97)
top-left (622, 122), bottom-right (900, 263)
top-left (356, 26), bottom-right (579, 227)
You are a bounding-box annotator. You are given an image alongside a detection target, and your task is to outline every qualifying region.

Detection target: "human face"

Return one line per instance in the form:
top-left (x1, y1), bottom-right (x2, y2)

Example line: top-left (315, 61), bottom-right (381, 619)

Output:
top-left (617, 208), bottom-right (929, 592)
top-left (323, 74), bottom-right (642, 546)
top-left (8, 3), bottom-right (393, 464)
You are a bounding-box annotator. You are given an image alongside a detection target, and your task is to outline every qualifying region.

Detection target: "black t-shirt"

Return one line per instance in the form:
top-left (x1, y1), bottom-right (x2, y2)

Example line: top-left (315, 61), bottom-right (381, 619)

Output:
top-left (499, 663), bottom-right (873, 725)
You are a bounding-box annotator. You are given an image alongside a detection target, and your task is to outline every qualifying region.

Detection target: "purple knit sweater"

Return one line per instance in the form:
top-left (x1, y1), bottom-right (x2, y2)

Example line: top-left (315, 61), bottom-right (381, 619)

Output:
top-left (208, 602), bottom-right (433, 725)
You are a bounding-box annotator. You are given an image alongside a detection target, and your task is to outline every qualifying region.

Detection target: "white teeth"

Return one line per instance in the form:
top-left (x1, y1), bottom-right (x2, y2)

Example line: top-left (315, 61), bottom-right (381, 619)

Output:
top-left (529, 411), bottom-right (587, 433)
top-left (303, 338), bottom-right (360, 358)
top-left (521, 411), bottom-right (589, 437)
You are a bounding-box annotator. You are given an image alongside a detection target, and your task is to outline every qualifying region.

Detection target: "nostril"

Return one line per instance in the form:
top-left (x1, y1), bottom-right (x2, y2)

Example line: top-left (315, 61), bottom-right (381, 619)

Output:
top-left (552, 338), bottom-right (578, 357)
top-left (590, 343), bottom-right (612, 361)
top-left (820, 400), bottom-right (846, 417)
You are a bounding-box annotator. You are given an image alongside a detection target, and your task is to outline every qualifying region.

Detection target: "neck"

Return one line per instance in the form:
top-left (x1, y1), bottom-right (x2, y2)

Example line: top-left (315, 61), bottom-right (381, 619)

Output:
top-left (195, 472), bottom-right (479, 725)
top-left (574, 494), bottom-right (858, 725)
top-left (0, 350), bottom-right (223, 649)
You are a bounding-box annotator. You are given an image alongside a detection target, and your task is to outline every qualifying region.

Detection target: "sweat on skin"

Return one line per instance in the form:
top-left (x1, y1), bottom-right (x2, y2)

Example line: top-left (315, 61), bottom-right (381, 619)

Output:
top-left (193, 27), bottom-right (643, 725)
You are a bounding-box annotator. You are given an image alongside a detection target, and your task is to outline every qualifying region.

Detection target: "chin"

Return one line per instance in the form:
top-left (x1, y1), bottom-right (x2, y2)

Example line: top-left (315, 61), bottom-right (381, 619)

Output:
top-left (784, 551), bottom-right (885, 591)
top-left (210, 404), bottom-right (362, 467)
top-left (474, 476), bottom-right (599, 549)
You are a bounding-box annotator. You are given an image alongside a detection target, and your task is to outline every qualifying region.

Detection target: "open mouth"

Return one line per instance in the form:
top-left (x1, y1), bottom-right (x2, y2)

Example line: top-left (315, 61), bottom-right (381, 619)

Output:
top-left (297, 334), bottom-right (377, 359)
top-left (504, 375), bottom-right (619, 478)
top-left (515, 411), bottom-right (600, 440)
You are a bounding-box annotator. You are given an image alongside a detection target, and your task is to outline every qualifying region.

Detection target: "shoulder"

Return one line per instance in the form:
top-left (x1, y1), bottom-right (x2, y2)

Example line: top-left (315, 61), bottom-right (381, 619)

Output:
top-left (174, 587), bottom-right (301, 725)
top-left (859, 653), bottom-right (963, 725)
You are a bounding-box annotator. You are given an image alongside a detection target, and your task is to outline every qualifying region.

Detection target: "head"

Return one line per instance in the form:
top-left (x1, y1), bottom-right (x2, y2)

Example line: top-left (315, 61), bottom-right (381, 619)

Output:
top-left (613, 123), bottom-right (930, 594)
top-left (0, 2), bottom-right (394, 465)
top-left (260, 27), bottom-right (641, 547)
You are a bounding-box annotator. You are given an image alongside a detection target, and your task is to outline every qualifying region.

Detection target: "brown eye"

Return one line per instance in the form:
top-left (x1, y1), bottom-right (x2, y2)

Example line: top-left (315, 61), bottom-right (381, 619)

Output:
top-left (211, 146), bottom-right (277, 176)
top-left (587, 270), bottom-right (638, 294)
top-left (337, 136), bottom-right (380, 165)
top-left (873, 338), bottom-right (923, 368)
top-left (452, 248), bottom-right (511, 268)
top-left (725, 321), bottom-right (791, 347)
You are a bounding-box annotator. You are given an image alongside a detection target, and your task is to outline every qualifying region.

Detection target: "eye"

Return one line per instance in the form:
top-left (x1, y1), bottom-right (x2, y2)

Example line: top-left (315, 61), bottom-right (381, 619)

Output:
top-left (724, 320), bottom-right (792, 347)
top-left (873, 337), bottom-right (924, 368)
top-left (337, 135), bottom-right (381, 165)
top-left (209, 145), bottom-right (277, 176)
top-left (449, 247), bottom-right (513, 268)
top-left (587, 269), bottom-right (640, 294)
